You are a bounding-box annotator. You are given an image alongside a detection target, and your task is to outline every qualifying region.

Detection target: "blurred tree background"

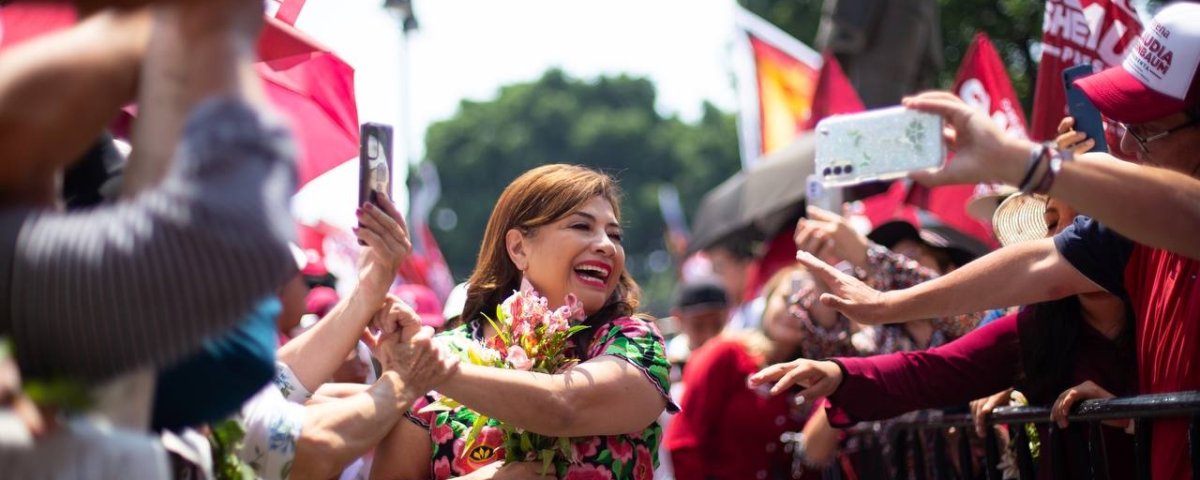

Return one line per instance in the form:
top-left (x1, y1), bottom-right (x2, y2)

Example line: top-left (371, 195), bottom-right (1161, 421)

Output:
top-left (425, 69), bottom-right (740, 315)
top-left (424, 1), bottom-right (1091, 316)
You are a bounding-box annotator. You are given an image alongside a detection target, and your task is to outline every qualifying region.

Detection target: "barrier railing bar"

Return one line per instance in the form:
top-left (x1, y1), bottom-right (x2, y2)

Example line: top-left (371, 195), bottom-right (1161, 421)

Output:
top-left (882, 392), bottom-right (1200, 429)
top-left (931, 430), bottom-right (949, 480)
top-left (956, 427), bottom-right (972, 480)
top-left (1012, 425), bottom-right (1036, 479)
top-left (983, 426), bottom-right (1002, 480)
top-left (1134, 418), bottom-right (1151, 480)
top-left (1088, 421), bottom-right (1109, 480)
top-left (1048, 425), bottom-right (1068, 479)
top-left (1190, 416), bottom-right (1200, 480)
top-left (784, 392), bottom-right (1200, 479)
top-left (913, 430), bottom-right (928, 480)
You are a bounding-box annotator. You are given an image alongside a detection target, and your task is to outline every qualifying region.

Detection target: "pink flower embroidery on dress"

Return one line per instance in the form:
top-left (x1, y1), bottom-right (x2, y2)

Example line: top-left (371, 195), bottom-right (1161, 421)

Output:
top-left (562, 464), bottom-right (615, 480)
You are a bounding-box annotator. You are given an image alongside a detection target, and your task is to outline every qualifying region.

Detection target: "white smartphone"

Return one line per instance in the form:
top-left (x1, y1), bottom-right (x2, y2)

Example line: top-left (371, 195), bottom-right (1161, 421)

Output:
top-left (814, 106), bottom-right (945, 187)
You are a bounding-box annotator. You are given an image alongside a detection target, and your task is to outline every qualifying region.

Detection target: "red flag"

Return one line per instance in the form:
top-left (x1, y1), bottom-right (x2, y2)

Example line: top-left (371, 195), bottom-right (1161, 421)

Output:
top-left (801, 52), bottom-right (865, 131)
top-left (0, 4), bottom-right (74, 49)
top-left (954, 33), bottom-right (1029, 140)
top-left (267, 0), bottom-right (308, 25)
top-left (919, 33), bottom-right (1030, 247)
top-left (1029, 0), bottom-right (1141, 141)
top-left (398, 163), bottom-right (455, 300)
top-left (0, 5), bottom-right (357, 190)
top-left (896, 33), bottom-right (1030, 248)
top-left (733, 5), bottom-right (822, 168)
top-left (397, 224), bottom-right (456, 300)
top-left (257, 17), bottom-right (359, 188)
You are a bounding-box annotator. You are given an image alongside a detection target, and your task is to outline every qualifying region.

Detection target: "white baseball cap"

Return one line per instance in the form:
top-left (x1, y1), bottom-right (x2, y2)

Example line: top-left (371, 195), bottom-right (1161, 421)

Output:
top-left (1075, 3), bottom-right (1200, 123)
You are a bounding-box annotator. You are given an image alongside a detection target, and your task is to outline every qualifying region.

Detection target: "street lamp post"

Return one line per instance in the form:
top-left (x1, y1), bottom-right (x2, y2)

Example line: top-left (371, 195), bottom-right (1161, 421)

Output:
top-left (383, 0), bottom-right (419, 167)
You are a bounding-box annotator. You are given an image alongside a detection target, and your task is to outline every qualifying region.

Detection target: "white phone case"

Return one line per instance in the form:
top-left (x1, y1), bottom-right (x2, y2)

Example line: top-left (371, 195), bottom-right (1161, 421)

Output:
top-left (814, 106), bottom-right (945, 187)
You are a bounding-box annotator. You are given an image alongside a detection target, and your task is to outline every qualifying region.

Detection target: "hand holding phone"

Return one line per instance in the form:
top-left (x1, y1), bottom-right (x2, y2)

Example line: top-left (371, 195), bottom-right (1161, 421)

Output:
top-left (359, 123), bottom-right (394, 208)
top-left (358, 123), bottom-right (394, 245)
top-left (814, 106), bottom-right (945, 187)
top-left (1061, 64), bottom-right (1108, 153)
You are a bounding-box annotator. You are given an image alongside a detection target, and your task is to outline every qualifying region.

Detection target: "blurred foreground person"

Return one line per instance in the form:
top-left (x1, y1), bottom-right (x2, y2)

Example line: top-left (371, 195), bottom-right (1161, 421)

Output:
top-left (0, 0), bottom-right (295, 382)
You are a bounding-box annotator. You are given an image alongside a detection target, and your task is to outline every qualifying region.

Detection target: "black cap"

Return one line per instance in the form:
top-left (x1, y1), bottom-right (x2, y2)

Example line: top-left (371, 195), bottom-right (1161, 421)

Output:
top-left (868, 219), bottom-right (991, 269)
top-left (673, 279), bottom-right (729, 311)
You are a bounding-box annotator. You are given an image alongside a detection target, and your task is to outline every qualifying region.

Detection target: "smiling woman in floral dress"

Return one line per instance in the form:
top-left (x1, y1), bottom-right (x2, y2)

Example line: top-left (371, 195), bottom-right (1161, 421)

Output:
top-left (370, 164), bottom-right (676, 480)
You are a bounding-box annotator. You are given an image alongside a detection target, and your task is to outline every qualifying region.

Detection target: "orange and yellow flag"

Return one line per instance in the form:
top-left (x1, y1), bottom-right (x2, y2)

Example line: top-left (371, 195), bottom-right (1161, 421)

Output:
top-left (733, 6), bottom-right (821, 168)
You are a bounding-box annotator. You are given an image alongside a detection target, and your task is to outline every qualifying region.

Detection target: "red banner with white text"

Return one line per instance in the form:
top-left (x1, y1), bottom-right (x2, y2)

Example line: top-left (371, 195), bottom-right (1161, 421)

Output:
top-left (1030, 0), bottom-right (1141, 141)
top-left (955, 33), bottom-right (1030, 140)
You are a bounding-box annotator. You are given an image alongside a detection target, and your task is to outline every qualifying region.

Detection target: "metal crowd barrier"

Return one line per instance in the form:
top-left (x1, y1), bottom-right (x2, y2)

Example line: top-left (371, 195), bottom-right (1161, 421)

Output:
top-left (783, 391), bottom-right (1200, 480)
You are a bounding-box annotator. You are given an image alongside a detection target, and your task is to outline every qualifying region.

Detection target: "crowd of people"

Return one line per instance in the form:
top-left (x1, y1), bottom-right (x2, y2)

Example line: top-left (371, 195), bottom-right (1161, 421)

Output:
top-left (0, 0), bottom-right (1198, 479)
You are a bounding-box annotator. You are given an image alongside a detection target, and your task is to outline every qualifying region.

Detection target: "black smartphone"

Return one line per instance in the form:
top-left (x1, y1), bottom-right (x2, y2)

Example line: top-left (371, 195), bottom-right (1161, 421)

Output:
top-left (359, 123), bottom-right (394, 208)
top-left (358, 123), bottom-right (393, 245)
top-left (1062, 64), bottom-right (1108, 153)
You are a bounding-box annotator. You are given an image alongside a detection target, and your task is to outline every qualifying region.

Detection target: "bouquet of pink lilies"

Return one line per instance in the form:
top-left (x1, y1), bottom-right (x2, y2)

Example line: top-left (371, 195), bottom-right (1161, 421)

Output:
top-left (422, 279), bottom-right (590, 472)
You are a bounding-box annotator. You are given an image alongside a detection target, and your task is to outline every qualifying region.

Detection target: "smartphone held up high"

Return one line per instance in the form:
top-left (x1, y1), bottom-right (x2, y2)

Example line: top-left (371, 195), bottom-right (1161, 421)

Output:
top-left (1062, 64), bottom-right (1108, 153)
top-left (359, 123), bottom-right (394, 208)
top-left (357, 124), bottom-right (393, 245)
top-left (814, 106), bottom-right (945, 187)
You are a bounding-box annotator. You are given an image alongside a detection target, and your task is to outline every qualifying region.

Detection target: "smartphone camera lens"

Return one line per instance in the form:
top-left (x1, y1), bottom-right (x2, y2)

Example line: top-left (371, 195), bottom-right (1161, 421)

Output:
top-left (844, 165), bottom-right (854, 174)
top-left (833, 166), bottom-right (843, 175)
top-left (822, 167), bottom-right (832, 177)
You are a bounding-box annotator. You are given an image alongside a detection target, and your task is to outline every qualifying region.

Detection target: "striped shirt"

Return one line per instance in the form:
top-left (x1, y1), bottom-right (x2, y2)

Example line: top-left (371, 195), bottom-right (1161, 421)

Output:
top-left (0, 98), bottom-right (298, 382)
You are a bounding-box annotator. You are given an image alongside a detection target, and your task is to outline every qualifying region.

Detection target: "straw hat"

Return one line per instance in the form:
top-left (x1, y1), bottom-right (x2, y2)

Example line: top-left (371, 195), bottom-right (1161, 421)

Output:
top-left (966, 183), bottom-right (1019, 222)
top-left (992, 194), bottom-right (1048, 247)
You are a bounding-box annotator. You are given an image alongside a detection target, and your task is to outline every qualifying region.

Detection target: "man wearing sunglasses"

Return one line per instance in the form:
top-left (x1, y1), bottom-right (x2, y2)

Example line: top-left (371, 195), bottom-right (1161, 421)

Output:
top-left (751, 4), bottom-right (1200, 479)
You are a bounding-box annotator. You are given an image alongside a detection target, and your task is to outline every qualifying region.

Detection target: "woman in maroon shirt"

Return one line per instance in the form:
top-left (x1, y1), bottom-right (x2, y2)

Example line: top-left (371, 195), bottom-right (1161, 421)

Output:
top-left (749, 198), bottom-right (1137, 479)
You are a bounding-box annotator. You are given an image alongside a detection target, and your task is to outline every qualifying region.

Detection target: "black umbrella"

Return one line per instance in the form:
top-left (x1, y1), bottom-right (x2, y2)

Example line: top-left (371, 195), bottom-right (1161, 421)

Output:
top-left (742, 132), bottom-right (817, 237)
top-left (687, 171), bottom-right (763, 255)
top-left (687, 133), bottom-right (817, 254)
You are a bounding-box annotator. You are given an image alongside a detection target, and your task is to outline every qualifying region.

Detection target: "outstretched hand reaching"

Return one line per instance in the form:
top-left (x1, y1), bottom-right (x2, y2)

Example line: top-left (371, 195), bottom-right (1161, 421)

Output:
top-left (747, 358), bottom-right (843, 405)
top-left (364, 298), bottom-right (458, 398)
top-left (794, 251), bottom-right (894, 325)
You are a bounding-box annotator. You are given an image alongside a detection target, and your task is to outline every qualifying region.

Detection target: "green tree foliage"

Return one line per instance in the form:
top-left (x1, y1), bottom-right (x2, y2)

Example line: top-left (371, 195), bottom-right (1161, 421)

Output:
top-left (739, 0), bottom-right (1043, 112)
top-left (425, 69), bottom-right (740, 315)
top-left (937, 0), bottom-right (1042, 112)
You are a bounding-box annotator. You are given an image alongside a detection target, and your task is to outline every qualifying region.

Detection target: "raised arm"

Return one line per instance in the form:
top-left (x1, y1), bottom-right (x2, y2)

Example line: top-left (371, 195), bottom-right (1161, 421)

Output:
top-left (903, 92), bottom-right (1200, 260)
top-left (276, 193), bottom-right (411, 392)
top-left (0, 8), bottom-right (147, 203)
top-left (793, 207), bottom-right (1000, 331)
top-left (0, 0), bottom-right (296, 381)
top-left (747, 313), bottom-right (1023, 424)
top-left (793, 238), bottom-right (1100, 326)
top-left (859, 243), bottom-right (983, 338)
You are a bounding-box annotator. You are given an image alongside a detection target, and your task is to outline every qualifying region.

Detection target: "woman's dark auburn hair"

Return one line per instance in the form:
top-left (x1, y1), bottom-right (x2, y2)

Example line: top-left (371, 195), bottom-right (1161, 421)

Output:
top-left (459, 164), bottom-right (642, 345)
